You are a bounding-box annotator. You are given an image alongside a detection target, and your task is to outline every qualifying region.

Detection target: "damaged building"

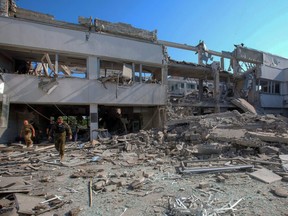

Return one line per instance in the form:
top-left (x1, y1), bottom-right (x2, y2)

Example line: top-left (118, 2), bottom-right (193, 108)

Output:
top-left (1, 0), bottom-right (288, 144)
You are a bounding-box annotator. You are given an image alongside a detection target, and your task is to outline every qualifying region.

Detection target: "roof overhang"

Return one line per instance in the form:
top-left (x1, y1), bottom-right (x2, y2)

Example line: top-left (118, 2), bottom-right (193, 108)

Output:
top-left (168, 59), bottom-right (233, 81)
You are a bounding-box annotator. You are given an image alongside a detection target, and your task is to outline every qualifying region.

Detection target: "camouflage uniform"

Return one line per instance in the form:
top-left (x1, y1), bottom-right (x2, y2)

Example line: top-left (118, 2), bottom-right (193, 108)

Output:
top-left (49, 121), bottom-right (72, 159)
top-left (21, 124), bottom-right (34, 147)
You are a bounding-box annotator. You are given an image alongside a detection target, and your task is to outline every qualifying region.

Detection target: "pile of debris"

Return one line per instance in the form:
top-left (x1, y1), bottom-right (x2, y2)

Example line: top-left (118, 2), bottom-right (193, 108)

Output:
top-left (1, 110), bottom-right (288, 215)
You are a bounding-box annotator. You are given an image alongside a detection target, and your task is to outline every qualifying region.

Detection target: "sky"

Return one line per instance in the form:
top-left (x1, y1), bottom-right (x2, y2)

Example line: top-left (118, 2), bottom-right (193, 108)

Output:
top-left (17, 0), bottom-right (288, 62)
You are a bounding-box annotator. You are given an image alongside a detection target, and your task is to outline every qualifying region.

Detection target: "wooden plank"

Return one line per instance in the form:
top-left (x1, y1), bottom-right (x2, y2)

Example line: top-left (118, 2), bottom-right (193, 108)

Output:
top-left (33, 144), bottom-right (54, 152)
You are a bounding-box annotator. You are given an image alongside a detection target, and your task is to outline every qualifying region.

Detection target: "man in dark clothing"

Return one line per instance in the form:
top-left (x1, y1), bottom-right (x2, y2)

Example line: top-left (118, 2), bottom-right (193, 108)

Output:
top-left (49, 116), bottom-right (72, 161)
top-left (72, 124), bottom-right (79, 143)
top-left (46, 120), bottom-right (54, 142)
top-left (20, 120), bottom-right (35, 147)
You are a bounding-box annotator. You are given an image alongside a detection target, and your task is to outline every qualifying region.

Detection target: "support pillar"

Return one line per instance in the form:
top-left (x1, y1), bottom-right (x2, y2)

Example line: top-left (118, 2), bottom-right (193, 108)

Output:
top-left (90, 104), bottom-right (98, 141)
top-left (161, 63), bottom-right (168, 85)
top-left (55, 53), bottom-right (58, 75)
top-left (87, 56), bottom-right (100, 79)
top-left (139, 64), bottom-right (142, 83)
top-left (132, 63), bottom-right (135, 82)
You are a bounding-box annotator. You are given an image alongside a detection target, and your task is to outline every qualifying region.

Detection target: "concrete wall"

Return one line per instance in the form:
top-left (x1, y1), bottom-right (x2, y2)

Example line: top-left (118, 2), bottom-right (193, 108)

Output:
top-left (263, 53), bottom-right (288, 69)
top-left (260, 94), bottom-right (283, 108)
top-left (2, 74), bottom-right (166, 105)
top-left (0, 17), bottom-right (163, 64)
top-left (260, 65), bottom-right (284, 81)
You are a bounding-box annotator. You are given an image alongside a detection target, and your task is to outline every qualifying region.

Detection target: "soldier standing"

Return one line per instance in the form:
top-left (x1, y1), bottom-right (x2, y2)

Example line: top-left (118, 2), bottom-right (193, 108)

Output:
top-left (49, 116), bottom-right (72, 161)
top-left (20, 120), bottom-right (35, 147)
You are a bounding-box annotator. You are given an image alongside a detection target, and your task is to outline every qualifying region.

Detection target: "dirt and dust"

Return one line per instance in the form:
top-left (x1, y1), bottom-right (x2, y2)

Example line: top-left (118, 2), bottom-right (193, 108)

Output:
top-left (1, 110), bottom-right (288, 216)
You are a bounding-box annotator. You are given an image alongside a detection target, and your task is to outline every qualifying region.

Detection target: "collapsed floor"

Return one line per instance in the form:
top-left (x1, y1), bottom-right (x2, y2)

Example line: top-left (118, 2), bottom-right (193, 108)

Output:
top-left (1, 109), bottom-right (288, 216)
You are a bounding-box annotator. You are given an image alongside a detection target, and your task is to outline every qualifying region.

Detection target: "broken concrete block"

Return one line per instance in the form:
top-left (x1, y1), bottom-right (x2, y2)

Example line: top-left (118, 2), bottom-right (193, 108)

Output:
top-left (97, 171), bottom-right (107, 178)
top-left (130, 177), bottom-right (145, 189)
top-left (14, 193), bottom-right (45, 215)
top-left (249, 168), bottom-right (282, 183)
top-left (198, 182), bottom-right (210, 189)
top-left (143, 171), bottom-right (154, 178)
top-left (138, 153), bottom-right (146, 160)
top-left (125, 143), bottom-right (132, 151)
top-left (91, 139), bottom-right (100, 146)
top-left (166, 133), bottom-right (177, 141)
top-left (195, 143), bottom-right (221, 155)
top-left (259, 146), bottom-right (279, 155)
top-left (104, 184), bottom-right (117, 192)
top-left (216, 175), bottom-right (226, 183)
top-left (271, 187), bottom-right (288, 198)
top-left (67, 207), bottom-right (82, 216)
top-left (110, 178), bottom-right (127, 187)
top-left (93, 180), bottom-right (106, 190)
top-left (220, 173), bottom-right (229, 179)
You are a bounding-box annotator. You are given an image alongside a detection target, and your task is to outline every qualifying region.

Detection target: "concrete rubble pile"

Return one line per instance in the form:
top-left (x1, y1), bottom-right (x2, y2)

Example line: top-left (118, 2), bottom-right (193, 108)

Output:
top-left (1, 110), bottom-right (288, 215)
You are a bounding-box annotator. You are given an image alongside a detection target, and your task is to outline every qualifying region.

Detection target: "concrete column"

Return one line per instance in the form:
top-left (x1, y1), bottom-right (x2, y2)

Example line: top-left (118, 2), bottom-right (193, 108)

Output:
top-left (198, 50), bottom-right (203, 65)
top-left (161, 63), bottom-right (168, 85)
top-left (89, 104), bottom-right (98, 141)
top-left (232, 58), bottom-right (239, 75)
top-left (87, 56), bottom-right (100, 79)
top-left (55, 53), bottom-right (58, 75)
top-left (139, 64), bottom-right (142, 83)
top-left (132, 63), bottom-right (135, 82)
top-left (220, 57), bottom-right (224, 70)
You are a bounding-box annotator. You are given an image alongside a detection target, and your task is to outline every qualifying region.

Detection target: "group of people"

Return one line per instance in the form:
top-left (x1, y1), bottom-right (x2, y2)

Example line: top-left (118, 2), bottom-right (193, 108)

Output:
top-left (20, 116), bottom-right (78, 161)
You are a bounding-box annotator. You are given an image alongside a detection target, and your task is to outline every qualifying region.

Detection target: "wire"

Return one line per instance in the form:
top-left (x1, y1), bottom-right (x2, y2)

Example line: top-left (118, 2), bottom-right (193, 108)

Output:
top-left (54, 104), bottom-right (66, 116)
top-left (25, 103), bottom-right (50, 121)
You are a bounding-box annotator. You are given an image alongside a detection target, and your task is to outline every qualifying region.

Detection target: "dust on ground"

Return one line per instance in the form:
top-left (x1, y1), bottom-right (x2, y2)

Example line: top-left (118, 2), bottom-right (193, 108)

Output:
top-left (1, 110), bottom-right (288, 216)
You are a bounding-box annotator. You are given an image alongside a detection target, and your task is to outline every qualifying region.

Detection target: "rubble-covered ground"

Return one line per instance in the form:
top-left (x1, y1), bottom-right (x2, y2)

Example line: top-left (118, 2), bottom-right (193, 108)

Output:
top-left (1, 109), bottom-right (288, 216)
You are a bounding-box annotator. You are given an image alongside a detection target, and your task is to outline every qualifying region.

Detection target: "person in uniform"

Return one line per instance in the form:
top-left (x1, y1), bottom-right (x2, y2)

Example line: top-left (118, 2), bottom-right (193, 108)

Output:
top-left (20, 120), bottom-right (35, 147)
top-left (49, 116), bottom-right (72, 161)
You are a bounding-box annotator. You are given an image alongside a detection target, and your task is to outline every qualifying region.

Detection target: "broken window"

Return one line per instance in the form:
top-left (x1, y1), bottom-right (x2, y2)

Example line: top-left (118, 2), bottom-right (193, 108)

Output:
top-left (0, 48), bottom-right (87, 78)
top-left (99, 60), bottom-right (161, 84)
top-left (259, 79), bottom-right (280, 94)
top-left (274, 82), bottom-right (280, 94)
top-left (259, 80), bottom-right (269, 93)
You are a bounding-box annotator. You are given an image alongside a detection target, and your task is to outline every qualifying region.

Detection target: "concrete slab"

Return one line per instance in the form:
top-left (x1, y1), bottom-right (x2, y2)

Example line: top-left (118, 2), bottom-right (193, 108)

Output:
top-left (14, 193), bottom-right (45, 215)
top-left (249, 168), bottom-right (282, 184)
